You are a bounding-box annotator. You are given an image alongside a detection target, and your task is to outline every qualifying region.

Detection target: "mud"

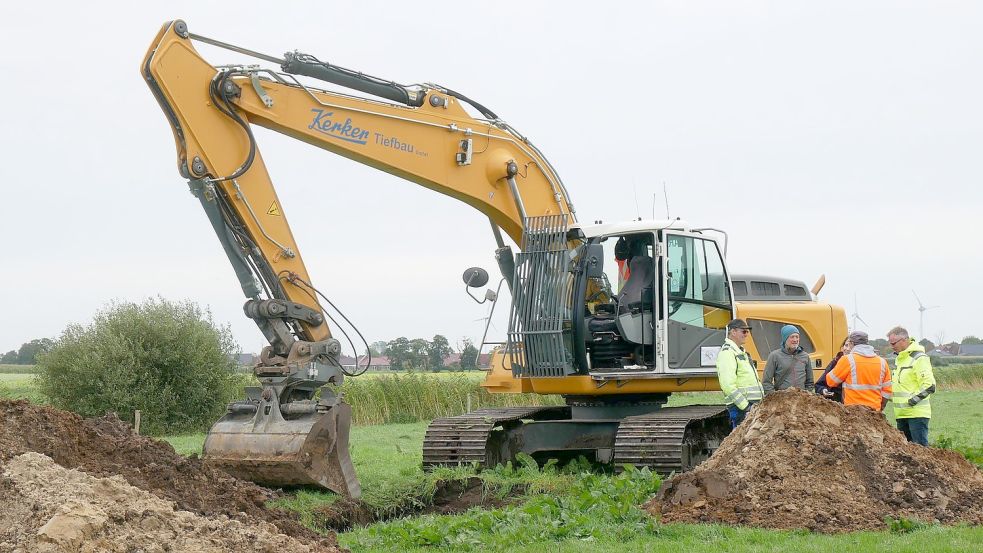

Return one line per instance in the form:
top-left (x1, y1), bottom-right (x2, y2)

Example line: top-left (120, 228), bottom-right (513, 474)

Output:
top-left (647, 389), bottom-right (983, 533)
top-left (0, 399), bottom-right (339, 550)
top-left (313, 477), bottom-right (526, 531)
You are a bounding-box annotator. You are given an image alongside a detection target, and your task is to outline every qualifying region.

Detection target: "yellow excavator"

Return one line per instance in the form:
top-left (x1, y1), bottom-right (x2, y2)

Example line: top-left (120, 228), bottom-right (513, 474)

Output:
top-left (142, 21), bottom-right (847, 498)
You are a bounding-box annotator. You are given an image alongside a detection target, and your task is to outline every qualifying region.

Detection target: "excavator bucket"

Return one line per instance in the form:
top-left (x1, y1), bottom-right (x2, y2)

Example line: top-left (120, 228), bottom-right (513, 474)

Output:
top-left (202, 400), bottom-right (361, 497)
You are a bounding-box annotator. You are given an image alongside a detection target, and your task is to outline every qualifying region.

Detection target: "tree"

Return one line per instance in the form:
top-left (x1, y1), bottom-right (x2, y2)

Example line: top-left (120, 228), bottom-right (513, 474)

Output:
top-left (409, 338), bottom-right (430, 370)
top-left (960, 336), bottom-right (982, 345)
top-left (35, 298), bottom-right (241, 435)
top-left (918, 338), bottom-right (935, 352)
top-left (869, 338), bottom-right (891, 356)
top-left (427, 335), bottom-right (454, 372)
top-left (1, 350), bottom-right (17, 364)
top-left (16, 338), bottom-right (53, 365)
top-left (459, 339), bottom-right (479, 371)
top-left (386, 337), bottom-right (412, 370)
top-left (367, 340), bottom-right (388, 356)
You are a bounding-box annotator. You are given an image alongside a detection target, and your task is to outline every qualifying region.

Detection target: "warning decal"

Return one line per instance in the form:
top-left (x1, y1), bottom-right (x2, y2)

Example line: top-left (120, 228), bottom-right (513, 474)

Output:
top-left (267, 201), bottom-right (281, 216)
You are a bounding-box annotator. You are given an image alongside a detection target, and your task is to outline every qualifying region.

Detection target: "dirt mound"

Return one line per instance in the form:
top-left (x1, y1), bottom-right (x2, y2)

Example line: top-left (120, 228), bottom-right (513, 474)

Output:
top-left (648, 389), bottom-right (983, 533)
top-left (0, 399), bottom-right (338, 550)
top-left (0, 452), bottom-right (342, 553)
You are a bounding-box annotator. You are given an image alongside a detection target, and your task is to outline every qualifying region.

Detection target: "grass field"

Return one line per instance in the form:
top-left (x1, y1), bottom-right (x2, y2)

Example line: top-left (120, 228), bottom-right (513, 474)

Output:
top-left (6, 366), bottom-right (982, 551)
top-left (155, 390), bottom-right (983, 552)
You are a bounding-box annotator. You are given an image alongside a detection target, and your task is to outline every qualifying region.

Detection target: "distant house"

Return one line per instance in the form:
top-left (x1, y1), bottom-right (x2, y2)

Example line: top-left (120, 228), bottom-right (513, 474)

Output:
top-left (442, 352), bottom-right (491, 370)
top-left (957, 344), bottom-right (983, 356)
top-left (338, 355), bottom-right (391, 372)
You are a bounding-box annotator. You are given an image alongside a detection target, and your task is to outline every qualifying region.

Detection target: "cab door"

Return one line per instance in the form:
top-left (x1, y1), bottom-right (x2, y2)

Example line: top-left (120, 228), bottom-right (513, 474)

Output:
top-left (662, 232), bottom-right (735, 372)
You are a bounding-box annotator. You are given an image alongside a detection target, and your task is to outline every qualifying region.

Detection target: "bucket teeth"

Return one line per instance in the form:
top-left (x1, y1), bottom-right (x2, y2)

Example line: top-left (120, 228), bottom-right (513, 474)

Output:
top-left (202, 401), bottom-right (360, 497)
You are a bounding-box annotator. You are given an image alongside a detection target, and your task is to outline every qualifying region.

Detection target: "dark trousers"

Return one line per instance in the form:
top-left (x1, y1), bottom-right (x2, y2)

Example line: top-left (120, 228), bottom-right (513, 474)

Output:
top-left (727, 401), bottom-right (758, 429)
top-left (897, 417), bottom-right (930, 446)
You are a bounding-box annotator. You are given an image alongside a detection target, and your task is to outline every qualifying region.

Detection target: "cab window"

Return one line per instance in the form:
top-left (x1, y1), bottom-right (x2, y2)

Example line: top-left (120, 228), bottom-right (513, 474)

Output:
top-left (666, 234), bottom-right (731, 329)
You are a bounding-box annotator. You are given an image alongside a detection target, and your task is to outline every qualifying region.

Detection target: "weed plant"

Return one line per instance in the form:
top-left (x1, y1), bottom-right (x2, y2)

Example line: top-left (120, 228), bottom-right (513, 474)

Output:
top-left (344, 455), bottom-right (661, 550)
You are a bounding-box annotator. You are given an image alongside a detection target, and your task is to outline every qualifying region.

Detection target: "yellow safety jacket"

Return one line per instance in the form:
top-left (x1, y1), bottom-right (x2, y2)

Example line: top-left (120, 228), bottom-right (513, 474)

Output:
top-left (716, 338), bottom-right (764, 410)
top-left (891, 340), bottom-right (936, 419)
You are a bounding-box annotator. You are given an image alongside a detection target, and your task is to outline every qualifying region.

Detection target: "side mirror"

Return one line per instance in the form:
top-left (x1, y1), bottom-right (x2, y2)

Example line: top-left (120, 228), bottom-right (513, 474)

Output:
top-left (463, 267), bottom-right (490, 288)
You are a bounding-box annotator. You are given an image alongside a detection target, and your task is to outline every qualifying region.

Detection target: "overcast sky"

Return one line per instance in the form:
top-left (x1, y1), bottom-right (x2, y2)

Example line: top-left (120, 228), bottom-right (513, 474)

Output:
top-left (2, 1), bottom-right (980, 356)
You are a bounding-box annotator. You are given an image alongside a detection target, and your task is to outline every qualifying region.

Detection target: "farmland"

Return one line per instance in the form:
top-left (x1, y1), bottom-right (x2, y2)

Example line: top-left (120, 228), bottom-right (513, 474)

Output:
top-left (4, 366), bottom-right (982, 552)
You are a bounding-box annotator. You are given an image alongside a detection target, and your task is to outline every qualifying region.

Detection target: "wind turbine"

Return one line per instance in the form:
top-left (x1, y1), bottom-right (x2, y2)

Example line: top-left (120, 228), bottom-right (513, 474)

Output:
top-left (851, 293), bottom-right (869, 331)
top-left (912, 290), bottom-right (940, 339)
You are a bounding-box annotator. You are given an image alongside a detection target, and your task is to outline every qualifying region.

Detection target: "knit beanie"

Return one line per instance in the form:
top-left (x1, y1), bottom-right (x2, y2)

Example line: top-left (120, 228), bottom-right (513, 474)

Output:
top-left (781, 324), bottom-right (800, 348)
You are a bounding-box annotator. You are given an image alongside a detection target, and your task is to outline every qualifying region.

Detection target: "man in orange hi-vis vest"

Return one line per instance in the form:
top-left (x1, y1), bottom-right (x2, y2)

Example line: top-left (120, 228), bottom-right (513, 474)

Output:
top-left (824, 331), bottom-right (892, 411)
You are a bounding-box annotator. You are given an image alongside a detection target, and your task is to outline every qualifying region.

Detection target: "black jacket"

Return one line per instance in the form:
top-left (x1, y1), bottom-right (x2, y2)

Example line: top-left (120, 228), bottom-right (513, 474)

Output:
top-left (815, 352), bottom-right (844, 402)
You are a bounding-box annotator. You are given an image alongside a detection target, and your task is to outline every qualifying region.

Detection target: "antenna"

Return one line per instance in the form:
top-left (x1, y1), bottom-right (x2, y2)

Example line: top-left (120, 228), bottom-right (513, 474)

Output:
top-left (912, 290), bottom-right (940, 339)
top-left (663, 181), bottom-right (670, 219)
top-left (632, 184), bottom-right (640, 219)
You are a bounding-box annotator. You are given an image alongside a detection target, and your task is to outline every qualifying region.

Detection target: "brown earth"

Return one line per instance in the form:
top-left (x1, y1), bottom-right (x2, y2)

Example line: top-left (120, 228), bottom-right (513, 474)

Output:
top-left (0, 399), bottom-right (340, 551)
top-left (1, 452), bottom-right (336, 553)
top-left (647, 389), bottom-right (983, 533)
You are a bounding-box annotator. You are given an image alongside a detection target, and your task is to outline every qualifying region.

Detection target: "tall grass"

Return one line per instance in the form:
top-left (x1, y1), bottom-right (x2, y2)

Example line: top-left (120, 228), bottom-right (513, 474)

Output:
top-left (935, 364), bottom-right (983, 391)
top-left (0, 364), bottom-right (35, 374)
top-left (339, 373), bottom-right (564, 426)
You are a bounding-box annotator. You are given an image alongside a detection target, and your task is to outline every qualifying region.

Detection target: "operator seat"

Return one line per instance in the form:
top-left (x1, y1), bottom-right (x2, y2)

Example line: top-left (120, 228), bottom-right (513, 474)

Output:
top-left (616, 255), bottom-right (654, 314)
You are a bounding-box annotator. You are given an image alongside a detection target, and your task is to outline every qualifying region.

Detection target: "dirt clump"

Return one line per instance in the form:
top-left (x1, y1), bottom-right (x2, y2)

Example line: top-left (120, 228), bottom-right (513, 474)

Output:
top-left (0, 452), bottom-right (341, 552)
top-left (0, 399), bottom-right (338, 550)
top-left (648, 389), bottom-right (983, 533)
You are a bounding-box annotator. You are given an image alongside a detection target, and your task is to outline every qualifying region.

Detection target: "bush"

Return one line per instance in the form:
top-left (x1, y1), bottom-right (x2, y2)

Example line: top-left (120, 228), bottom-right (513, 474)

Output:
top-left (35, 298), bottom-right (241, 434)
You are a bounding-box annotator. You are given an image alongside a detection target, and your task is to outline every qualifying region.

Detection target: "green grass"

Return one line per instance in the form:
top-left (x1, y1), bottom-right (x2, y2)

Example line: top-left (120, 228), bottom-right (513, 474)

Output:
top-left (935, 364), bottom-right (983, 390)
top-left (0, 373), bottom-right (45, 403)
top-left (0, 364), bottom-right (36, 374)
top-left (347, 523), bottom-right (983, 553)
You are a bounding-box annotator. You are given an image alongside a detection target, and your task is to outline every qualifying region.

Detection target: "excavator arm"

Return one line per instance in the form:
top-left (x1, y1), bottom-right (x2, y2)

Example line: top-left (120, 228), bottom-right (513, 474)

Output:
top-left (142, 20), bottom-right (574, 496)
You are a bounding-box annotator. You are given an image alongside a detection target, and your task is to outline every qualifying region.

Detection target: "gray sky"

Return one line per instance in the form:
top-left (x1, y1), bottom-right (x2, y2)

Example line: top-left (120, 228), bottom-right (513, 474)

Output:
top-left (2, 1), bottom-right (981, 356)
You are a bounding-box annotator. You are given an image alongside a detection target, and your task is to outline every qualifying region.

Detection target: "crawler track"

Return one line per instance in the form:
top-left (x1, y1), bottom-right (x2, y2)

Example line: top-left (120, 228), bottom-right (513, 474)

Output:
top-left (613, 405), bottom-right (730, 473)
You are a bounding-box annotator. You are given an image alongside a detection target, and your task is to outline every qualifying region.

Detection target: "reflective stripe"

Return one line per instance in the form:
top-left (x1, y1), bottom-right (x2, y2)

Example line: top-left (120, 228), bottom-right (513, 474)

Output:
top-left (893, 392), bottom-right (914, 399)
top-left (725, 390), bottom-right (744, 402)
top-left (881, 380), bottom-right (892, 388)
top-left (879, 360), bottom-right (887, 386)
top-left (881, 391), bottom-right (892, 399)
top-left (848, 354), bottom-right (858, 384)
top-left (843, 383), bottom-right (883, 390)
top-left (828, 373), bottom-right (844, 384)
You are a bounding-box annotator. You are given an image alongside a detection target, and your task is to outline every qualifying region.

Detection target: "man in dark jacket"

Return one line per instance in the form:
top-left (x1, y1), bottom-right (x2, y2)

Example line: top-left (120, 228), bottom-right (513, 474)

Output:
top-left (762, 324), bottom-right (814, 394)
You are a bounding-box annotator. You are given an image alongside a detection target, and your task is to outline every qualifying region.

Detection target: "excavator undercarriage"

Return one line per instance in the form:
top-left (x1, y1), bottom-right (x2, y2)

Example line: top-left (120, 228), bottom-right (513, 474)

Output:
top-left (423, 402), bottom-right (730, 474)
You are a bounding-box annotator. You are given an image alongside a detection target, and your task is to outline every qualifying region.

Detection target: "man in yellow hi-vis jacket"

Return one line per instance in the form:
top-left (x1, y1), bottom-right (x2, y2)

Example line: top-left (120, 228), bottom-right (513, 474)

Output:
top-left (888, 325), bottom-right (936, 446)
top-left (716, 319), bottom-right (764, 429)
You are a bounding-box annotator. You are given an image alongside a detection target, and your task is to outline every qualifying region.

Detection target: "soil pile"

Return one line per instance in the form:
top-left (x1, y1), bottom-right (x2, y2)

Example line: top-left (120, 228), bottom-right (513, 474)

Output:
top-left (0, 452), bottom-right (338, 553)
top-left (0, 399), bottom-right (339, 550)
top-left (648, 389), bottom-right (983, 533)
